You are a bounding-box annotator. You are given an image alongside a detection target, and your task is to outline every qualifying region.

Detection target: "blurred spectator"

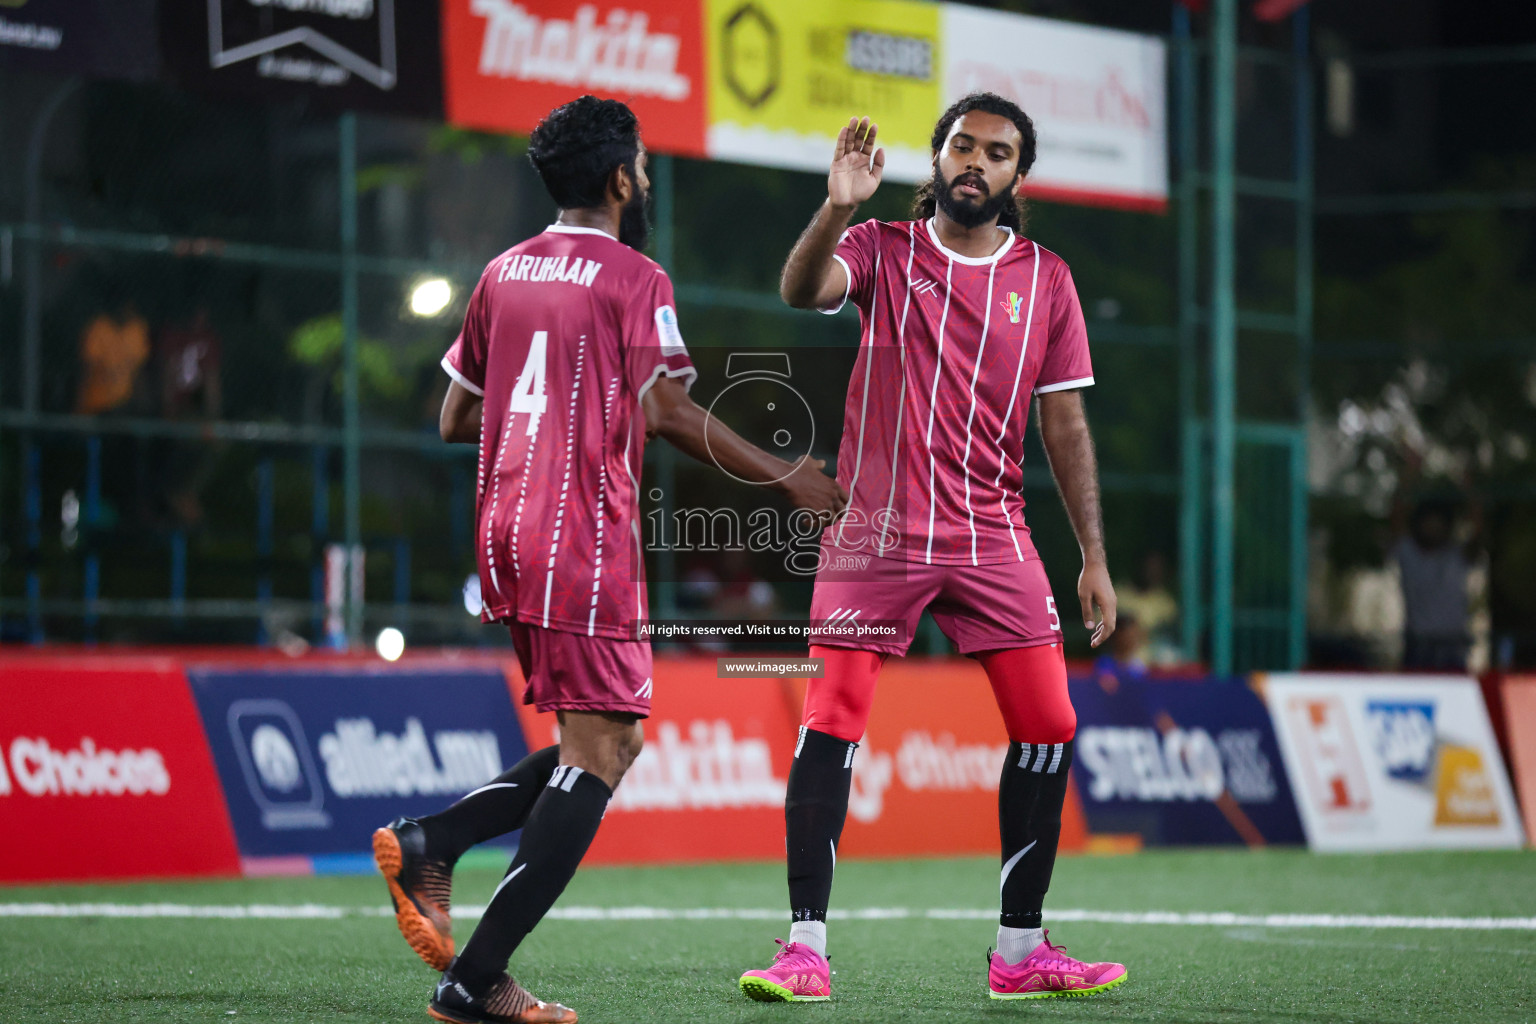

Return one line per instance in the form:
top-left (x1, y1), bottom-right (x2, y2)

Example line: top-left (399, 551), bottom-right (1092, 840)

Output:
top-left (1117, 551), bottom-right (1180, 664)
top-left (1391, 452), bottom-right (1482, 671)
top-left (154, 309), bottom-right (224, 526)
top-left (75, 301), bottom-right (150, 415)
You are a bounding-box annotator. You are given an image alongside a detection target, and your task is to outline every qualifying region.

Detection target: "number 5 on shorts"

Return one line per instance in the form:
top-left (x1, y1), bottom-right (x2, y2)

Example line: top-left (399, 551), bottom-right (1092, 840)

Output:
top-left (1046, 596), bottom-right (1060, 632)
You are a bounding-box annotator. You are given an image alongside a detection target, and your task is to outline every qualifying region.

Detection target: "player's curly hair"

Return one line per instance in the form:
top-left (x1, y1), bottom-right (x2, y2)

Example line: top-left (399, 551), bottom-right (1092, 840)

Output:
top-left (911, 92), bottom-right (1037, 233)
top-left (528, 95), bottom-right (642, 210)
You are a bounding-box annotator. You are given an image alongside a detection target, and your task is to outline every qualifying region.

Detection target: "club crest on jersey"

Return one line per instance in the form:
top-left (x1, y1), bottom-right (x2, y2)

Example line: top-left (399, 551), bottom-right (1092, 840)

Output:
top-left (1001, 291), bottom-right (1025, 324)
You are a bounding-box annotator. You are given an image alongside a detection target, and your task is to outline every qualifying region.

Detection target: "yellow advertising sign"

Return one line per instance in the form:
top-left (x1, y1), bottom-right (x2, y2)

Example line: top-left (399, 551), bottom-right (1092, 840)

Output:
top-left (704, 0), bottom-right (942, 182)
top-left (1433, 745), bottom-right (1502, 827)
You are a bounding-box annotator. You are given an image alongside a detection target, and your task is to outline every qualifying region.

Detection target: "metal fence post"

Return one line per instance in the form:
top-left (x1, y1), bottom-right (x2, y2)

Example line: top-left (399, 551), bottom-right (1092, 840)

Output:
top-left (1174, 3), bottom-right (1204, 663)
top-left (1291, 7), bottom-right (1315, 670)
top-left (340, 113), bottom-right (363, 647)
top-left (1210, 0), bottom-right (1239, 676)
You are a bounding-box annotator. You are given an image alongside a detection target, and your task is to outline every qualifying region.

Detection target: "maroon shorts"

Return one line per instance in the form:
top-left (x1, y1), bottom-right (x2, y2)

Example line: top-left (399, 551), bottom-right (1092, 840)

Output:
top-left (507, 621), bottom-right (653, 717)
top-left (808, 550), bottom-right (1064, 656)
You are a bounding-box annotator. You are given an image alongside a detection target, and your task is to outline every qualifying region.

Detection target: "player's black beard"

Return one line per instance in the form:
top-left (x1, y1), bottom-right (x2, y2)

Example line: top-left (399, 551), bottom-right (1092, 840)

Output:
top-left (619, 188), bottom-right (651, 251)
top-left (933, 168), bottom-right (1010, 229)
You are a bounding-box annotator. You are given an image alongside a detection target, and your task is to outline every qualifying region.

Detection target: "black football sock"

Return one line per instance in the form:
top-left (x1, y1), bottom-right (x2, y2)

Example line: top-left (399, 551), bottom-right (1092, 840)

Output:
top-left (451, 765), bottom-right (612, 985)
top-left (785, 727), bottom-right (857, 953)
top-left (999, 739), bottom-right (1073, 956)
top-left (419, 745), bottom-right (561, 864)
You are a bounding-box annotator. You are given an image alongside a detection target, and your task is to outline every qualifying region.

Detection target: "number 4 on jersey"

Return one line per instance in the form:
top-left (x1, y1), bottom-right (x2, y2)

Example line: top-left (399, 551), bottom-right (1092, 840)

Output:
top-left (510, 330), bottom-right (548, 436)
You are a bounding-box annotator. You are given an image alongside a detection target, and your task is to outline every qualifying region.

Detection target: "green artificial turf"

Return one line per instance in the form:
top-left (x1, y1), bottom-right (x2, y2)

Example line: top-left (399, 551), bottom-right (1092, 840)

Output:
top-left (2, 849), bottom-right (1533, 1024)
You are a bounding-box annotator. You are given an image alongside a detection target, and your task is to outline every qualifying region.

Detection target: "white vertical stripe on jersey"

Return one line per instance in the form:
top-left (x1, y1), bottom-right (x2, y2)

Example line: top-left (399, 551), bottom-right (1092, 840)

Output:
top-left (589, 375), bottom-right (621, 636)
top-left (544, 336), bottom-right (588, 627)
top-left (959, 258), bottom-right (999, 566)
top-left (623, 424), bottom-right (644, 624)
top-left (990, 242), bottom-right (1041, 561)
top-left (879, 223), bottom-right (919, 557)
top-left (833, 245), bottom-right (882, 550)
top-left (923, 256), bottom-right (956, 564)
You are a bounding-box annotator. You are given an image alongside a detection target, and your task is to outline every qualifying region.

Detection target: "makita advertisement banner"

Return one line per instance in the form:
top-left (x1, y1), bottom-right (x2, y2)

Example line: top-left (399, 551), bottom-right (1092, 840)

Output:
top-left (511, 657), bottom-right (1087, 865)
top-left (442, 0), bottom-right (708, 156)
top-left (188, 665), bottom-right (529, 863)
top-left (160, 0), bottom-right (444, 117)
top-left (1067, 669), bottom-right (1305, 846)
top-left (1265, 674), bottom-right (1525, 852)
top-left (0, 656), bottom-right (241, 883)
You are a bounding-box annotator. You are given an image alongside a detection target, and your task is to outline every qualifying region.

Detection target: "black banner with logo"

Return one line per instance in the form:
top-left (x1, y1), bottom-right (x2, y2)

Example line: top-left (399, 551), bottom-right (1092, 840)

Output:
top-left (160, 0), bottom-right (442, 117)
top-left (0, 0), bottom-right (160, 80)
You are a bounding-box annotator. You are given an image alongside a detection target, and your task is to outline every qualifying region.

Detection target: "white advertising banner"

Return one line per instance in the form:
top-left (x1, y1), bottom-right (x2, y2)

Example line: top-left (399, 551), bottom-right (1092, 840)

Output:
top-left (1264, 674), bottom-right (1525, 852)
top-left (941, 4), bottom-right (1167, 211)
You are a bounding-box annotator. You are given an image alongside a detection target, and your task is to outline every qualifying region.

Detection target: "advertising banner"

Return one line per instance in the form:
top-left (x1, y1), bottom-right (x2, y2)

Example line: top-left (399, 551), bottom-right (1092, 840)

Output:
top-left (0, 0), bottom-right (159, 80)
top-left (1265, 674), bottom-right (1525, 852)
top-left (703, 0), bottom-right (942, 182)
top-left (0, 657), bottom-right (240, 883)
top-left (160, 0), bottom-right (443, 117)
top-left (1068, 669), bottom-right (1304, 846)
top-left (510, 656), bottom-right (1086, 864)
top-left (1498, 676), bottom-right (1536, 846)
top-left (188, 664), bottom-right (529, 863)
top-left (442, 0), bottom-right (708, 157)
top-left (940, 5), bottom-right (1167, 210)
top-left (439, 0), bottom-right (1168, 212)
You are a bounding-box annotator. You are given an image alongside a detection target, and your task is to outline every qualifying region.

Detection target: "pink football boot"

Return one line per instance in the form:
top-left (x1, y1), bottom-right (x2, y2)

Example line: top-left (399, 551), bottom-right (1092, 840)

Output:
top-left (739, 939), bottom-right (832, 1002)
top-left (987, 932), bottom-right (1128, 1000)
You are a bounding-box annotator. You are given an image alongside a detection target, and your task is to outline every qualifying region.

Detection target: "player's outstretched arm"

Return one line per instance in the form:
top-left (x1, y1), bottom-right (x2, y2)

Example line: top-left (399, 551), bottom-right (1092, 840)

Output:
top-left (780, 117), bottom-right (885, 310)
top-left (440, 379), bottom-right (483, 443)
top-left (642, 376), bottom-right (847, 516)
top-left (1037, 389), bottom-right (1117, 648)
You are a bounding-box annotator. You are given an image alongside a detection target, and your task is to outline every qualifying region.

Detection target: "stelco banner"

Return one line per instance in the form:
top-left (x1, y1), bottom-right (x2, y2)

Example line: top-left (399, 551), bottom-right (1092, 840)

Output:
top-left (0, 657), bottom-right (240, 883)
top-left (188, 665), bottom-right (529, 864)
top-left (161, 0), bottom-right (444, 117)
top-left (1068, 669), bottom-right (1305, 846)
top-left (1265, 674), bottom-right (1525, 852)
top-left (439, 0), bottom-right (1168, 210)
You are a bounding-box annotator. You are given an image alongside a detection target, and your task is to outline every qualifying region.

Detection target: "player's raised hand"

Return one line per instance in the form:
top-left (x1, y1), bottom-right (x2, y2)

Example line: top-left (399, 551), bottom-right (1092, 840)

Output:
top-left (1079, 563), bottom-right (1118, 648)
top-left (778, 456), bottom-right (848, 519)
top-left (828, 117), bottom-right (885, 209)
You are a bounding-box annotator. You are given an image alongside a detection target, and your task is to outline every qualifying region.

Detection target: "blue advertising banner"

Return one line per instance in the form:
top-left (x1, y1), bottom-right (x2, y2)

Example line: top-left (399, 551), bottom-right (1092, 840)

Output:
top-left (188, 665), bottom-right (529, 860)
top-left (1068, 667), bottom-right (1305, 846)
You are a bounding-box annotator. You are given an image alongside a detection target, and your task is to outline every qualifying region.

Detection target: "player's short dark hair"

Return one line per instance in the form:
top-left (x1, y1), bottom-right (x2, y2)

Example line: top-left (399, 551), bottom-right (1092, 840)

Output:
top-left (912, 92), bottom-right (1038, 232)
top-left (527, 95), bottom-right (642, 210)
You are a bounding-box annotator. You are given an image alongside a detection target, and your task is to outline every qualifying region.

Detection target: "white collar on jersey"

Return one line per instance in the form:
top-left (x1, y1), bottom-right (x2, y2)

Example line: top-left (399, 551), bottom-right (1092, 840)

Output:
top-left (546, 222), bottom-right (618, 240)
top-left (924, 217), bottom-right (1015, 266)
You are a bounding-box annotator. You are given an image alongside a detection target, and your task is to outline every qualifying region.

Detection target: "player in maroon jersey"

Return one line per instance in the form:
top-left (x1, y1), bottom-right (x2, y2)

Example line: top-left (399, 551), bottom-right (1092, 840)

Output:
top-left (737, 94), bottom-right (1127, 1003)
top-left (370, 96), bottom-right (845, 1024)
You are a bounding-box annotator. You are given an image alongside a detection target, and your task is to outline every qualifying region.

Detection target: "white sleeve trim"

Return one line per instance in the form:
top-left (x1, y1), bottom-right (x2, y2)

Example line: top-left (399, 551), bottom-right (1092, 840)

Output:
top-left (1033, 376), bottom-right (1095, 395)
top-left (636, 362), bottom-right (699, 405)
top-left (818, 254), bottom-right (853, 315)
top-left (441, 355), bottom-right (485, 397)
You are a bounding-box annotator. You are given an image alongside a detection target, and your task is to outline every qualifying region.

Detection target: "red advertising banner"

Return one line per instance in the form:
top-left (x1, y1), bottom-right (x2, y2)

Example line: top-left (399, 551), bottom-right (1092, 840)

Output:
top-left (442, 0), bottom-right (708, 158)
top-left (1500, 676), bottom-right (1536, 847)
top-left (507, 655), bottom-right (1085, 864)
top-left (0, 656), bottom-right (241, 883)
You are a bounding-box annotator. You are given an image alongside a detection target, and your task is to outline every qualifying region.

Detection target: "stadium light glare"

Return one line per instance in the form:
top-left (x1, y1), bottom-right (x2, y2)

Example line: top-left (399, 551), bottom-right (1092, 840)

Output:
top-left (376, 627), bottom-right (406, 662)
top-left (409, 278), bottom-right (453, 318)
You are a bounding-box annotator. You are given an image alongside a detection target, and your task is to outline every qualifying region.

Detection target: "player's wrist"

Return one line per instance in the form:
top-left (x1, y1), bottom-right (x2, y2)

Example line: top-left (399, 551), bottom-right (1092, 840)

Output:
top-left (826, 198), bottom-right (859, 218)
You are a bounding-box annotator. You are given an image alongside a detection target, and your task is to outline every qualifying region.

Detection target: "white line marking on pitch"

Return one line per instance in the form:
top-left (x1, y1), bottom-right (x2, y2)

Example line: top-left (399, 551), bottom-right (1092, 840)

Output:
top-left (2, 904), bottom-right (1534, 931)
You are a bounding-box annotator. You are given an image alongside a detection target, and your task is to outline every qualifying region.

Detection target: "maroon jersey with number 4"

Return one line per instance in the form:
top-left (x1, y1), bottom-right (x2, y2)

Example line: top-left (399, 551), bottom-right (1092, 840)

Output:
top-left (823, 218), bottom-right (1093, 566)
top-left (442, 224), bottom-right (696, 639)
